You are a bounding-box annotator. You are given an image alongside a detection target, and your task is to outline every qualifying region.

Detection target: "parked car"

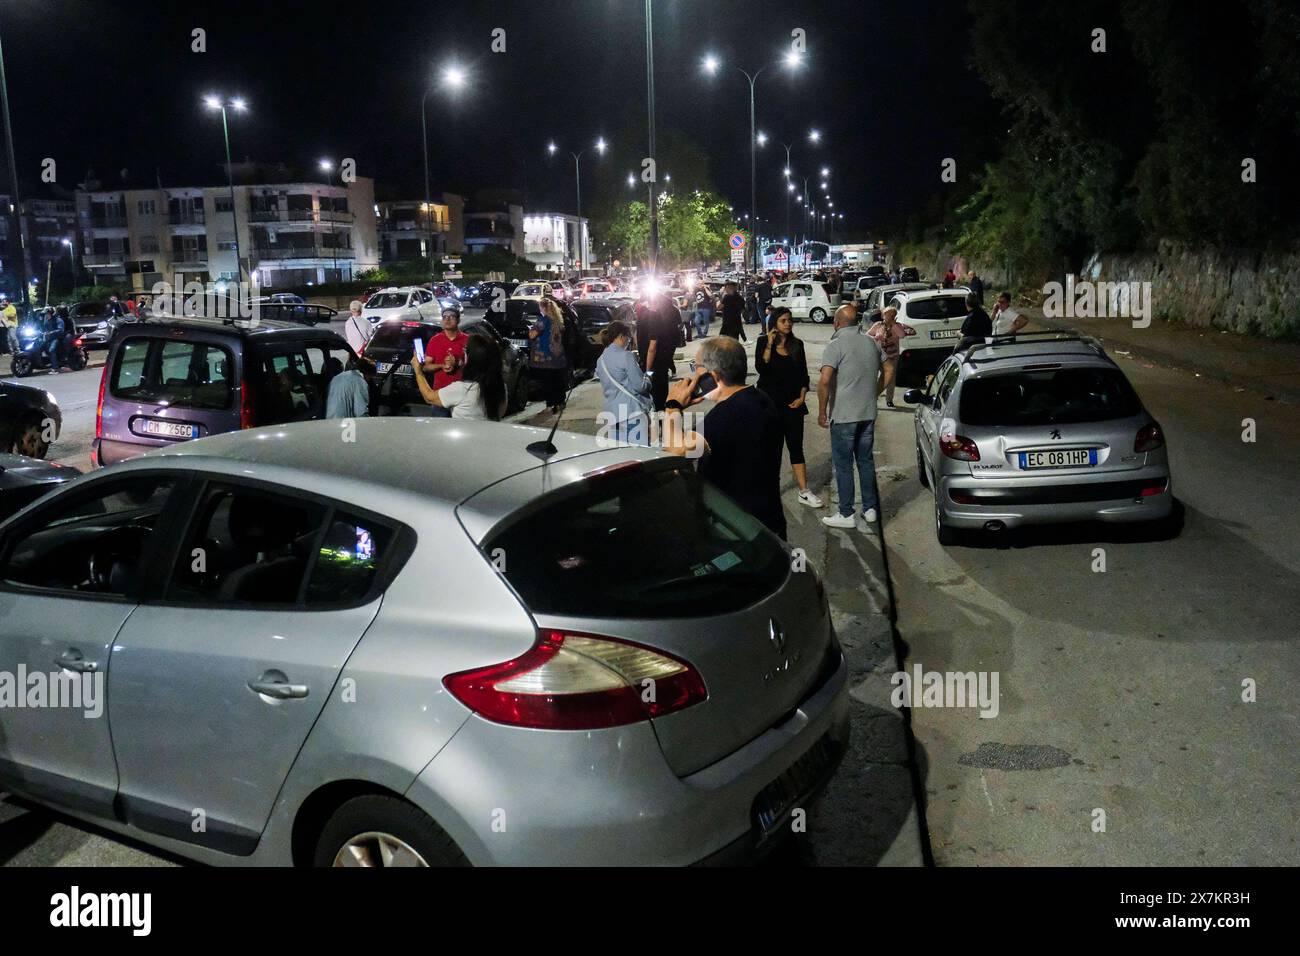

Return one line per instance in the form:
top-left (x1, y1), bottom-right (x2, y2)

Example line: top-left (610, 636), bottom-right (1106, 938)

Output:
top-left (0, 381), bottom-right (62, 459)
top-left (509, 280), bottom-right (551, 301)
top-left (885, 287), bottom-right (973, 384)
top-left (467, 280), bottom-right (519, 309)
top-left (856, 282), bottom-right (932, 320)
top-left (0, 453), bottom-right (77, 523)
top-left (362, 287), bottom-right (440, 325)
top-left (489, 295), bottom-right (592, 389)
top-left (361, 317), bottom-right (527, 414)
top-left (905, 333), bottom-right (1175, 544)
top-left (574, 278), bottom-right (612, 298)
top-left (91, 319), bottom-right (358, 468)
top-left (570, 298), bottom-right (637, 366)
top-left (0, 417), bottom-right (848, 865)
top-left (68, 300), bottom-right (140, 351)
top-left (770, 280), bottom-right (840, 323)
top-left (899, 266), bottom-right (921, 283)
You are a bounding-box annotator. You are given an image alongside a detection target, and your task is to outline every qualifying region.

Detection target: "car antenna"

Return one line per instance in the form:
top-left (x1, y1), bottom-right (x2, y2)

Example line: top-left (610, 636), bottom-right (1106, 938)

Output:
top-left (525, 378), bottom-right (581, 461)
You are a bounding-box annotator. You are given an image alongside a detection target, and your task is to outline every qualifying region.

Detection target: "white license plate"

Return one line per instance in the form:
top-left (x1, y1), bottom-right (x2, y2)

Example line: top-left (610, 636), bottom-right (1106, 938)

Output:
top-left (1019, 449), bottom-right (1098, 469)
top-left (508, 339), bottom-right (527, 350)
top-left (929, 329), bottom-right (961, 340)
top-left (375, 362), bottom-right (411, 375)
top-left (141, 419), bottom-right (197, 440)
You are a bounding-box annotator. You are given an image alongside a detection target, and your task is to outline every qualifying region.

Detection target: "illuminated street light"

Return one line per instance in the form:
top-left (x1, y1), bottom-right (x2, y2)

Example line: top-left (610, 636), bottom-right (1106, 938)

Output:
top-left (701, 50), bottom-right (807, 272)
top-left (204, 94), bottom-right (247, 281)
top-left (548, 138), bottom-right (607, 268)
top-left (442, 65), bottom-right (467, 89)
top-left (809, 129), bottom-right (821, 143)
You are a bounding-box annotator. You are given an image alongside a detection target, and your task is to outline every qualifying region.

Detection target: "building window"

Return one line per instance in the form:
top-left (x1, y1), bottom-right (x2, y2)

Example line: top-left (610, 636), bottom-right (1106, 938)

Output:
top-left (137, 199), bottom-right (156, 216)
top-left (215, 197), bottom-right (234, 213)
top-left (139, 236), bottom-right (160, 253)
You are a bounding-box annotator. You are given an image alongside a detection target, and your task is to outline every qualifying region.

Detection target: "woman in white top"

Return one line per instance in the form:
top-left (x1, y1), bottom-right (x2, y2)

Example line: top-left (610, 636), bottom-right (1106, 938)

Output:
top-left (410, 333), bottom-right (507, 420)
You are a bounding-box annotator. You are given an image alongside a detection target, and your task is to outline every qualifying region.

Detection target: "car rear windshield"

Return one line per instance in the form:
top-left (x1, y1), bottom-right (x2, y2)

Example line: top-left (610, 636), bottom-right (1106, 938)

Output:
top-left (907, 296), bottom-right (968, 320)
top-left (486, 466), bottom-right (790, 618)
top-left (366, 293), bottom-right (409, 310)
top-left (111, 337), bottom-right (233, 410)
top-left (960, 366), bottom-right (1142, 426)
top-left (367, 322), bottom-right (437, 354)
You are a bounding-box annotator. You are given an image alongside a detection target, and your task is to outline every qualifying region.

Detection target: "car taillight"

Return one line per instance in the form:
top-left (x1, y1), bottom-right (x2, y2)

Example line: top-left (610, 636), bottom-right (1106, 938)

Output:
top-left (443, 629), bottom-right (708, 730)
top-left (1135, 421), bottom-right (1164, 453)
top-left (940, 434), bottom-right (981, 461)
top-left (240, 378), bottom-right (255, 429)
top-left (73, 336), bottom-right (85, 347)
top-left (1140, 479), bottom-right (1168, 497)
top-left (94, 363), bottom-right (108, 439)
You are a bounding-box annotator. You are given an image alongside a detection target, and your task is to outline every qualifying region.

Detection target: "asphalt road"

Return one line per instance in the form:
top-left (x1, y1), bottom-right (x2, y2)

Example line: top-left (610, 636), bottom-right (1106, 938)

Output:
top-left (3, 315), bottom-right (1296, 866)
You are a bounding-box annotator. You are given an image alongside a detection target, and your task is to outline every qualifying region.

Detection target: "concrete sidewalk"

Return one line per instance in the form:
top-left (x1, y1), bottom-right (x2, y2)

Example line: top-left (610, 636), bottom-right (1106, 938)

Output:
top-left (1024, 308), bottom-right (1300, 404)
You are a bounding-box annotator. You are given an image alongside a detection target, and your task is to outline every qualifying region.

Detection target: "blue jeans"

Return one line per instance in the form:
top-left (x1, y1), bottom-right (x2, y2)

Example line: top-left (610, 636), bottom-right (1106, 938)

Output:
top-left (694, 310), bottom-right (711, 337)
top-left (830, 420), bottom-right (879, 517)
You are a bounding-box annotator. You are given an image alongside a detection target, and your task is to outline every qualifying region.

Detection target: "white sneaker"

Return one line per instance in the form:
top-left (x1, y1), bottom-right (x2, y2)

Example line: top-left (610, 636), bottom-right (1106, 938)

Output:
top-left (862, 508), bottom-right (879, 523)
top-left (797, 489), bottom-right (823, 508)
top-left (821, 513), bottom-right (856, 529)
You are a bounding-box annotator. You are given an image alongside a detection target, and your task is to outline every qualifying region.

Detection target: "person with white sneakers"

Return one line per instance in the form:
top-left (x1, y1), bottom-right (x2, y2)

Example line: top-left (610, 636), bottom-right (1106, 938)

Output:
top-left (755, 308), bottom-right (822, 508)
top-left (817, 303), bottom-right (885, 530)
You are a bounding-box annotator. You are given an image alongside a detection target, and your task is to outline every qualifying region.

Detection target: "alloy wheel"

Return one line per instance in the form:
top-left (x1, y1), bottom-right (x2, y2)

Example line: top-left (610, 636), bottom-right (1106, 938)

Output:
top-left (332, 831), bottom-right (429, 867)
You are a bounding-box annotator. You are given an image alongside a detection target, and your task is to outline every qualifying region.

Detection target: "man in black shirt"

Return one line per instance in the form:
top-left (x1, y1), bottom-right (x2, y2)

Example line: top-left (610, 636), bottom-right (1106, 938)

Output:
top-left (958, 291), bottom-right (993, 351)
top-left (662, 335), bottom-right (787, 539)
top-left (636, 293), bottom-right (677, 410)
top-left (718, 281), bottom-right (747, 341)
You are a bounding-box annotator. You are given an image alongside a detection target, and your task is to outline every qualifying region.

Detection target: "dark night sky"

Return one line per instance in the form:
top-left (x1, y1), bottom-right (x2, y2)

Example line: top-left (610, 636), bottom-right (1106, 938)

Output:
top-left (0, 0), bottom-right (994, 238)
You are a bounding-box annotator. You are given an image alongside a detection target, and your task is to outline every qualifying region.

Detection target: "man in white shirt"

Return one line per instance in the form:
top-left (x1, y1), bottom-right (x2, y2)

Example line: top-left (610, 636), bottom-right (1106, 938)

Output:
top-left (343, 299), bottom-right (372, 353)
top-left (991, 291), bottom-right (1028, 336)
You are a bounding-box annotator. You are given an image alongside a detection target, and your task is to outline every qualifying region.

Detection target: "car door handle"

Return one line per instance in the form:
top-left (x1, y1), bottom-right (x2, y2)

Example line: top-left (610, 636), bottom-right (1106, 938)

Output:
top-left (54, 651), bottom-right (97, 673)
top-left (247, 679), bottom-right (309, 700)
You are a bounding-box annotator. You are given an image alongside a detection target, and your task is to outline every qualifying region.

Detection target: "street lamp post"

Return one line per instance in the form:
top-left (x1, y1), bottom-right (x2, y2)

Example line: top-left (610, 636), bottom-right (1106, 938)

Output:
top-left (0, 22), bottom-right (32, 309)
top-left (421, 65), bottom-right (466, 280)
top-left (204, 95), bottom-right (247, 285)
top-left (703, 50), bottom-right (803, 274)
top-left (548, 139), bottom-right (605, 273)
top-left (319, 160), bottom-right (342, 304)
top-left (61, 237), bottom-right (75, 287)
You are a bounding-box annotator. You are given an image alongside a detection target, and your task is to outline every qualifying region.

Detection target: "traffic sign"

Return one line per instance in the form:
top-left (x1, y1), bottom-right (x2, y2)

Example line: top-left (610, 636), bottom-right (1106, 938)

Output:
top-left (730, 248), bottom-right (745, 264)
top-left (728, 232), bottom-right (747, 250)
top-left (773, 248), bottom-right (788, 261)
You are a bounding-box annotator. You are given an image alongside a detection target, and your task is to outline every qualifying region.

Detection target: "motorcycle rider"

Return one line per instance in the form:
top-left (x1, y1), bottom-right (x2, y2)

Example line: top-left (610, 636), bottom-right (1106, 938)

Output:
top-left (44, 307), bottom-right (66, 372)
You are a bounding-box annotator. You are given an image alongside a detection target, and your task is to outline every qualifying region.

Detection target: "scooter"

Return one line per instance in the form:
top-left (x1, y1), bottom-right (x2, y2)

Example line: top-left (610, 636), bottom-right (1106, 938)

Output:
top-left (9, 322), bottom-right (88, 377)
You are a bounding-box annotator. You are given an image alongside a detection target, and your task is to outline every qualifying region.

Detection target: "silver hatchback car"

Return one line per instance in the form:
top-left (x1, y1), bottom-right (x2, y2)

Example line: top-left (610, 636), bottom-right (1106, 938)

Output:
top-left (905, 333), bottom-right (1174, 544)
top-left (0, 418), bottom-right (848, 865)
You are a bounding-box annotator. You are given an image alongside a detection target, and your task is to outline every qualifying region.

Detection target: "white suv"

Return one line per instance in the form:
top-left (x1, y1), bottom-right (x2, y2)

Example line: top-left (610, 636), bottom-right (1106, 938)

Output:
top-left (771, 280), bottom-right (839, 324)
top-left (883, 287), bottom-right (972, 384)
top-left (362, 287), bottom-right (439, 325)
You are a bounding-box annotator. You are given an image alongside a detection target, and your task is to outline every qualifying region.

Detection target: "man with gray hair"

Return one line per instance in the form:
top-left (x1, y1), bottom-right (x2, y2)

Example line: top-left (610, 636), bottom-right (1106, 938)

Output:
top-left (664, 335), bottom-right (788, 538)
top-left (343, 299), bottom-right (371, 353)
top-left (818, 303), bottom-right (885, 529)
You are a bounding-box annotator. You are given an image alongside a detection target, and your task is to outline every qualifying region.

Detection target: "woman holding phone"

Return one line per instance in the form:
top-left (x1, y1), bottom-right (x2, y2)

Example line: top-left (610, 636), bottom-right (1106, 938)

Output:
top-left (410, 333), bottom-right (507, 420)
top-left (755, 308), bottom-right (821, 508)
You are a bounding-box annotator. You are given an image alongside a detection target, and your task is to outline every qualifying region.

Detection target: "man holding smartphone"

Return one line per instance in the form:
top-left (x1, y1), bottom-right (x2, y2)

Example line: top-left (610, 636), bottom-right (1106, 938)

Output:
top-left (663, 336), bottom-right (787, 540)
top-left (425, 302), bottom-right (468, 390)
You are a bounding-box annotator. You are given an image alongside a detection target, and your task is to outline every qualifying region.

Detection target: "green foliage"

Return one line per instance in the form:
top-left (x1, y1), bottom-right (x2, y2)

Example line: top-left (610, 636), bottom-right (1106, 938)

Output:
top-left (954, 0), bottom-right (1300, 285)
top-left (594, 189), bottom-right (736, 270)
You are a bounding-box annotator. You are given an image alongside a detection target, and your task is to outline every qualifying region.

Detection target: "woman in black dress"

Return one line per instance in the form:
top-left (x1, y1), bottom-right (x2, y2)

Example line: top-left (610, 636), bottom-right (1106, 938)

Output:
top-left (755, 308), bottom-right (822, 508)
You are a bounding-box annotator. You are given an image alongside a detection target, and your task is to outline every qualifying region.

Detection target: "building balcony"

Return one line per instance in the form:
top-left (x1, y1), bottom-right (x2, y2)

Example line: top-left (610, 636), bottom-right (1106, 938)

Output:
top-left (89, 216), bottom-right (128, 229)
top-left (171, 258), bottom-right (210, 272)
top-left (84, 252), bottom-right (127, 266)
top-left (249, 208), bottom-right (283, 222)
top-left (168, 212), bottom-right (206, 225)
top-left (319, 209), bottom-right (354, 223)
top-left (251, 246), bottom-right (355, 261)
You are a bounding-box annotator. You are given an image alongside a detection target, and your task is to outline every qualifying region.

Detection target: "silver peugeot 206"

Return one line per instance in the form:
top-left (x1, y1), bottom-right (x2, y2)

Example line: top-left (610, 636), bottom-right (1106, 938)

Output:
top-left (0, 418), bottom-right (849, 866)
top-left (905, 332), bottom-right (1175, 545)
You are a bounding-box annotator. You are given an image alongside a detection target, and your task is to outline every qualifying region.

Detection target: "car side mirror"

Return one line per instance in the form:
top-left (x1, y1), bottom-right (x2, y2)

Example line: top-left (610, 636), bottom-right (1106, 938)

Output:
top-left (903, 388), bottom-right (929, 406)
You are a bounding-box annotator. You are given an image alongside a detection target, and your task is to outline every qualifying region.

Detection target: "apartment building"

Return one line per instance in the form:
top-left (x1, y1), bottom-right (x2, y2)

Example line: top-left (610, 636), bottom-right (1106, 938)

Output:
top-left (0, 192), bottom-right (80, 298)
top-left (376, 193), bottom-right (465, 262)
top-left (76, 172), bottom-right (379, 291)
